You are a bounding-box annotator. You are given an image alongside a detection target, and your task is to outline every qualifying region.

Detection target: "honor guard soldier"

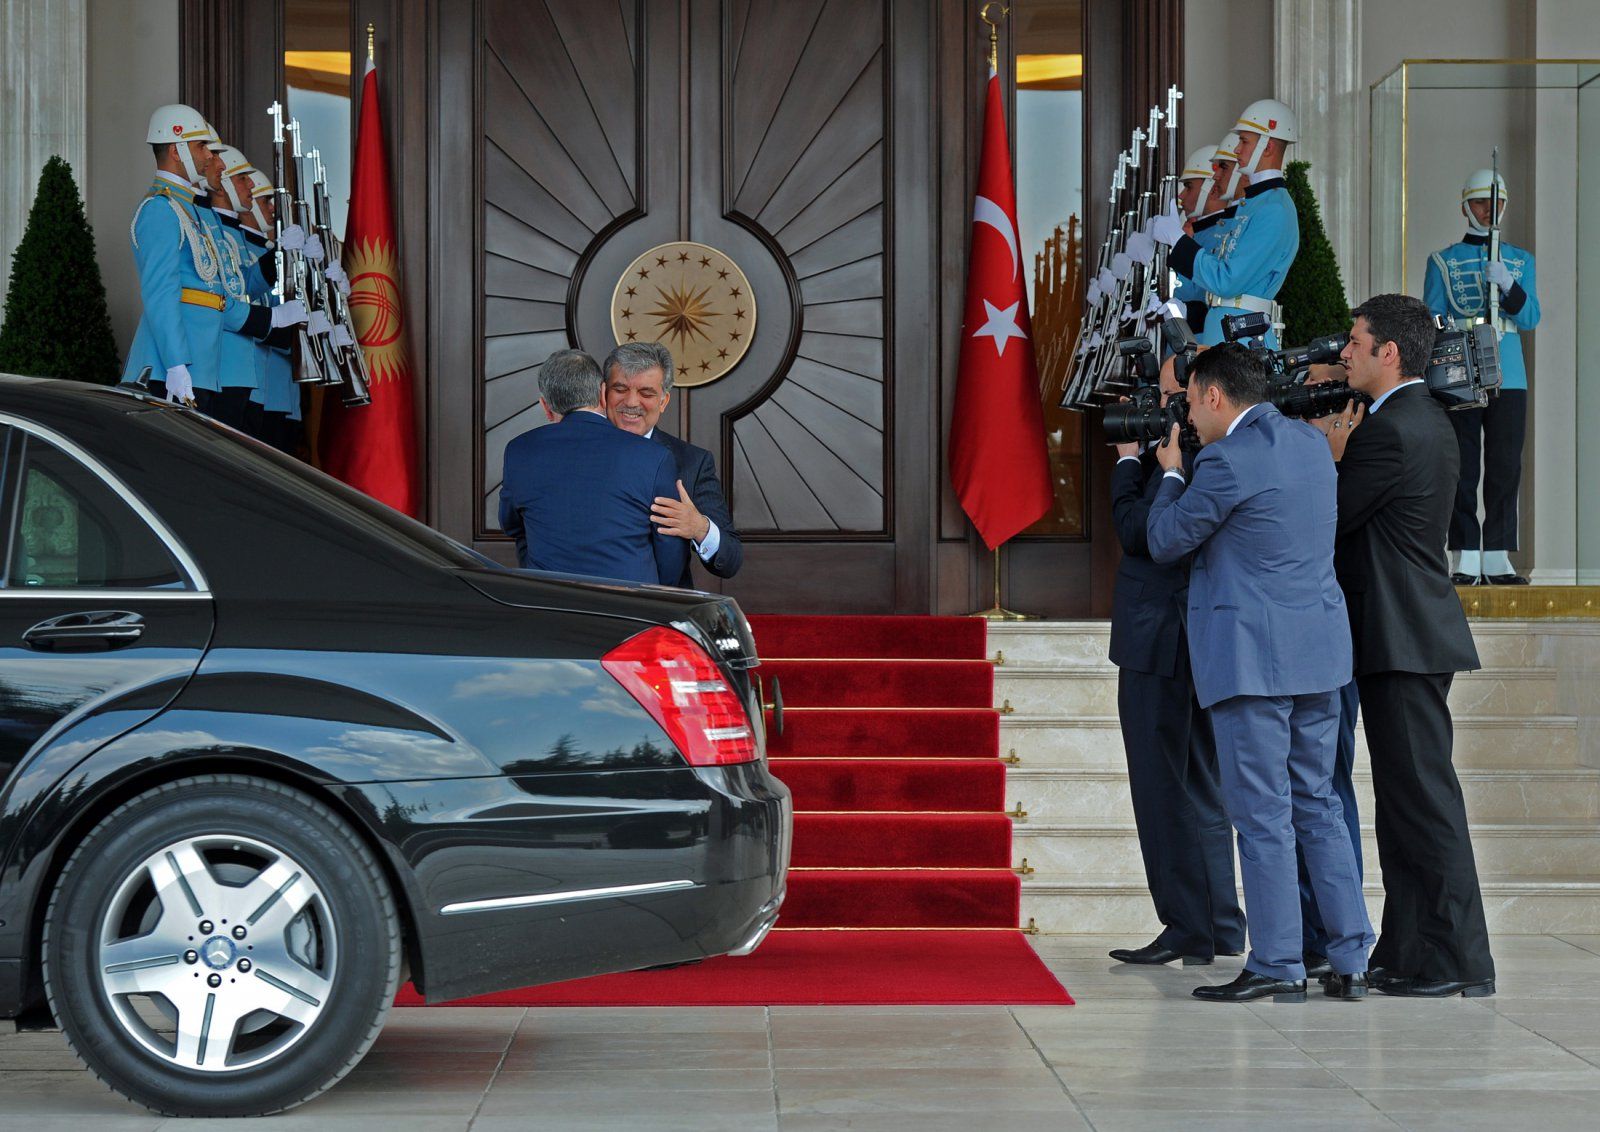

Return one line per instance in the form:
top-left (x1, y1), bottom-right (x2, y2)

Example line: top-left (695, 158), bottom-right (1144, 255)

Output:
top-left (1150, 101), bottom-right (1301, 347)
top-left (1174, 144), bottom-right (1236, 336)
top-left (123, 105), bottom-right (308, 415)
top-left (245, 169), bottom-right (304, 453)
top-left (1425, 170), bottom-right (1540, 585)
top-left (206, 144), bottom-right (274, 434)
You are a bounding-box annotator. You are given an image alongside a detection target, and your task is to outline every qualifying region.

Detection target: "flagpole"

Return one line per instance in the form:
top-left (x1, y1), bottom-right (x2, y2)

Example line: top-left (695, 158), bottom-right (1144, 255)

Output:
top-left (969, 2), bottom-right (1032, 624)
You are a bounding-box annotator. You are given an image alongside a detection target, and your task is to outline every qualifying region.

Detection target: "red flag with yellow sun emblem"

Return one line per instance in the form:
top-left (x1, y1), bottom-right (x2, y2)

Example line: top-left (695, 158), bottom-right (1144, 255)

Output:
top-left (319, 47), bottom-right (420, 517)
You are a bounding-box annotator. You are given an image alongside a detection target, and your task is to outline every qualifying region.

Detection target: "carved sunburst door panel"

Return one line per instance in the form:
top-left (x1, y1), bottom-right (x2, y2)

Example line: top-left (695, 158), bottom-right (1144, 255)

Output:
top-left (477, 0), bottom-right (889, 538)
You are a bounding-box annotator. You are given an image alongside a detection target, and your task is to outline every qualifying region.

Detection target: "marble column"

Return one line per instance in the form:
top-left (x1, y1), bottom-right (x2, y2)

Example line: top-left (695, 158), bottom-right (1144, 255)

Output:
top-left (1, 0), bottom-right (87, 293)
top-left (1273, 0), bottom-right (1361, 303)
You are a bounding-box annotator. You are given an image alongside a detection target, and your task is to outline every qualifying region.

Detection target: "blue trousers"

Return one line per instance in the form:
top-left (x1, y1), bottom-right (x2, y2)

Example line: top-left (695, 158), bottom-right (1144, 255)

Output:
top-left (1300, 679), bottom-right (1363, 957)
top-left (1209, 690), bottom-right (1374, 981)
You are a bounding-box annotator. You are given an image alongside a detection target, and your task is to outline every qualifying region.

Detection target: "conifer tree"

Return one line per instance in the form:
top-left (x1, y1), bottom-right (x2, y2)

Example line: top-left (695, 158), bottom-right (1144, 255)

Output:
top-left (0, 156), bottom-right (121, 383)
top-left (1279, 160), bottom-right (1352, 345)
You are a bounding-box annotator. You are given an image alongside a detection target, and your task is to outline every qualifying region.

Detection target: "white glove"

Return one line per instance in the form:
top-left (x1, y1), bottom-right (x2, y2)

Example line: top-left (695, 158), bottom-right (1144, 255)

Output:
top-left (303, 235), bottom-right (326, 264)
top-left (270, 298), bottom-right (308, 328)
top-left (1484, 260), bottom-right (1514, 292)
top-left (1085, 279), bottom-right (1103, 304)
top-left (1144, 291), bottom-right (1169, 316)
top-left (308, 308), bottom-right (334, 336)
top-left (1110, 252), bottom-right (1132, 281)
top-left (331, 323), bottom-right (356, 348)
top-left (164, 364), bottom-right (195, 404)
top-left (1096, 268), bottom-right (1116, 293)
top-left (325, 261), bottom-right (352, 295)
top-left (1085, 331), bottom-right (1104, 350)
top-left (1148, 202), bottom-right (1187, 247)
top-left (1125, 230), bottom-right (1156, 267)
top-left (278, 223), bottom-right (306, 252)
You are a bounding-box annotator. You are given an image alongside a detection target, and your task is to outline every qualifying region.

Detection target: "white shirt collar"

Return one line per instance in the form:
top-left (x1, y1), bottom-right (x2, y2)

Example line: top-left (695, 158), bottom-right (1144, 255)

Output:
top-left (155, 170), bottom-right (195, 191)
top-left (1248, 168), bottom-right (1284, 187)
top-left (1224, 403), bottom-right (1260, 436)
top-left (1369, 378), bottom-right (1425, 414)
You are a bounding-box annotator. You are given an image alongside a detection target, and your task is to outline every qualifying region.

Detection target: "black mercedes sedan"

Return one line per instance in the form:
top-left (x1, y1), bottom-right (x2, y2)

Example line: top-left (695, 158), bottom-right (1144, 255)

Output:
top-left (0, 375), bottom-right (790, 1116)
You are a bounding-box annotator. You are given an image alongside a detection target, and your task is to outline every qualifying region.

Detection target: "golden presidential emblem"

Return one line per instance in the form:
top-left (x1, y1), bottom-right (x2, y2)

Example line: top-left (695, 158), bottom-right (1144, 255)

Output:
top-left (610, 242), bottom-right (755, 388)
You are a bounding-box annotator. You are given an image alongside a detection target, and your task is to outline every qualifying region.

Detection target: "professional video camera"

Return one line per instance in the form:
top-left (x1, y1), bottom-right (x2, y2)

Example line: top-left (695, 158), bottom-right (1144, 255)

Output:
top-left (1220, 311), bottom-right (1503, 419)
top-left (1099, 319), bottom-right (1199, 450)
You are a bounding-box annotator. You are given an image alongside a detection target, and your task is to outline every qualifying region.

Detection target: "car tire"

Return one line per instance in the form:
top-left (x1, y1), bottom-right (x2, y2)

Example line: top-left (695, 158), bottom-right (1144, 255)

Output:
top-left (42, 774), bottom-right (401, 1117)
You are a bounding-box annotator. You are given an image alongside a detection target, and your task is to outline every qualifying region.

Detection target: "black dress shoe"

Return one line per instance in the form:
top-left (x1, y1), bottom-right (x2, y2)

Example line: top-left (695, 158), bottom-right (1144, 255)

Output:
top-left (1485, 573), bottom-right (1529, 585)
top-left (1376, 976), bottom-right (1495, 998)
top-left (1451, 572), bottom-right (1483, 586)
top-left (1109, 941), bottom-right (1212, 966)
top-left (1323, 972), bottom-right (1368, 1000)
top-left (1193, 970), bottom-right (1307, 1003)
top-left (1303, 953), bottom-right (1333, 980)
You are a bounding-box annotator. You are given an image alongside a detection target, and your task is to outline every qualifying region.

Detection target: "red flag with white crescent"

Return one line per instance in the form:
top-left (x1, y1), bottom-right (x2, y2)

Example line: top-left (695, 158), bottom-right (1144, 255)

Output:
top-left (319, 52), bottom-right (420, 518)
top-left (949, 71), bottom-right (1053, 550)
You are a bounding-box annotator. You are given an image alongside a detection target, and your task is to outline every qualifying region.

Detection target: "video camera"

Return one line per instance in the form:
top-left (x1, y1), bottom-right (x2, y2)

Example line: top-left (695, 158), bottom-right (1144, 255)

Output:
top-left (1099, 319), bottom-right (1200, 451)
top-left (1220, 311), bottom-right (1503, 418)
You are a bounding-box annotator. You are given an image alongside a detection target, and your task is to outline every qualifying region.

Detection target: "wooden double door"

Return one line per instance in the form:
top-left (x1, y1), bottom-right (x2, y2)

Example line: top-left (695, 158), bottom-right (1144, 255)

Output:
top-left (434, 0), bottom-right (941, 612)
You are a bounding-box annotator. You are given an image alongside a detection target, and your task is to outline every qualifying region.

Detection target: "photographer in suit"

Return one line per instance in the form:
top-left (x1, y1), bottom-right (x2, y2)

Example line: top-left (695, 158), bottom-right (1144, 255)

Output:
top-left (1318, 294), bottom-right (1493, 998)
top-left (1107, 355), bottom-right (1246, 968)
top-left (603, 342), bottom-right (743, 589)
top-left (1147, 344), bottom-right (1372, 1003)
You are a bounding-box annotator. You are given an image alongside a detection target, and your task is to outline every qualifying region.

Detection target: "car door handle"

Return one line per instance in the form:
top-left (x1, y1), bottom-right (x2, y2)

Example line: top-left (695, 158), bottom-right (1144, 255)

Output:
top-left (22, 610), bottom-right (146, 651)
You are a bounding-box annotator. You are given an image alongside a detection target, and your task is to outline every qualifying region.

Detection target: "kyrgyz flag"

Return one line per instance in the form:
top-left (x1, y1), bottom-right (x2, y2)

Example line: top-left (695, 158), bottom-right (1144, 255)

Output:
top-left (949, 70), bottom-right (1053, 550)
top-left (319, 45), bottom-right (420, 518)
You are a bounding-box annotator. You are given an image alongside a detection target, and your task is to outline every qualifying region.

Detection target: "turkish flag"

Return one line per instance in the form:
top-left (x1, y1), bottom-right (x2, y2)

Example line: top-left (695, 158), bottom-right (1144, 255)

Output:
top-left (949, 72), bottom-right (1053, 550)
top-left (319, 53), bottom-right (420, 518)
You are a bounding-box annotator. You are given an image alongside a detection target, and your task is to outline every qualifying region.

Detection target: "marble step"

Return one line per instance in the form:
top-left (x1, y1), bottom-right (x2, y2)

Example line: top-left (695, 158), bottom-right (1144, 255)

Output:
top-left (994, 665), bottom-right (1559, 717)
top-left (999, 714), bottom-right (1582, 769)
top-left (1020, 873), bottom-right (1600, 935)
top-left (1010, 821), bottom-right (1600, 878)
top-left (987, 620), bottom-right (1583, 670)
top-left (1005, 766), bottom-right (1600, 824)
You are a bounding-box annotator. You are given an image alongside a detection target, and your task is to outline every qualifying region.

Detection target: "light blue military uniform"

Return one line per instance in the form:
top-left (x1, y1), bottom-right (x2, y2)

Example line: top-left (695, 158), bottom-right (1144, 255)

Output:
top-left (238, 226), bottom-right (300, 421)
top-left (206, 208), bottom-right (273, 396)
top-left (1169, 174), bottom-right (1299, 348)
top-left (122, 175), bottom-right (231, 389)
top-left (1423, 235), bottom-right (1540, 389)
top-left (1174, 206), bottom-right (1234, 335)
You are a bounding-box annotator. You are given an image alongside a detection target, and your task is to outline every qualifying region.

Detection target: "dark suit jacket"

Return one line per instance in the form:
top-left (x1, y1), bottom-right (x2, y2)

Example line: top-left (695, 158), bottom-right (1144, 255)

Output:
top-left (1334, 382), bottom-right (1480, 676)
top-left (1109, 450), bottom-right (1189, 678)
top-left (498, 411), bottom-right (689, 586)
top-left (650, 428), bottom-right (743, 588)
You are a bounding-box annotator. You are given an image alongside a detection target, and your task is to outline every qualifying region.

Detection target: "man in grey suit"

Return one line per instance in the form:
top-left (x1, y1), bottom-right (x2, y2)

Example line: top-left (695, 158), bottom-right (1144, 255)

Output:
top-left (1147, 344), bottom-right (1374, 1003)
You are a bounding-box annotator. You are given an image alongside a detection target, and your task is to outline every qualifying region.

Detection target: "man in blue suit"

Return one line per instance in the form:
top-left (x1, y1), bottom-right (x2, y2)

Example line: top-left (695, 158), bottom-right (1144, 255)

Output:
top-left (1147, 344), bottom-right (1373, 1003)
top-left (499, 349), bottom-right (688, 586)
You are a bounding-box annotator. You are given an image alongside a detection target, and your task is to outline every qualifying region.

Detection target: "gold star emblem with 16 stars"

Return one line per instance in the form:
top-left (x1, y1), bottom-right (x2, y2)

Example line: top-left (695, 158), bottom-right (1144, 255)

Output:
top-left (610, 241), bottom-right (756, 387)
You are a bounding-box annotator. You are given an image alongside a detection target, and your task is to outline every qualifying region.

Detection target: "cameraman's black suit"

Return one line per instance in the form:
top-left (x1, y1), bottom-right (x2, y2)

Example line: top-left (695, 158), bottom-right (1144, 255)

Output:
top-left (1111, 450), bottom-right (1245, 959)
top-left (1335, 382), bottom-right (1492, 985)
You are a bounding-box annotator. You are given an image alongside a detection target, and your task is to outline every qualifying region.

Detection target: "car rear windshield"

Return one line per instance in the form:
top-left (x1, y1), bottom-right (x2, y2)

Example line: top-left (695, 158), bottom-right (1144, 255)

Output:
top-left (146, 408), bottom-right (496, 572)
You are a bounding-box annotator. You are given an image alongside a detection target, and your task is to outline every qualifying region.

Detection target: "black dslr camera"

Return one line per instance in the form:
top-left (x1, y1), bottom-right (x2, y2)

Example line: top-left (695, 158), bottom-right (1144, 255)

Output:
top-left (1220, 311), bottom-right (1503, 418)
top-left (1099, 319), bottom-right (1200, 451)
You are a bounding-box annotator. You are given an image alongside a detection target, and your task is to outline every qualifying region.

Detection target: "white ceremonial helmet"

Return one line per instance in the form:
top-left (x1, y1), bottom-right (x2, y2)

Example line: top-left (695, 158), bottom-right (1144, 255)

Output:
top-left (211, 145), bottom-right (256, 212)
top-left (1213, 132), bottom-right (1244, 201)
top-left (1461, 168), bottom-right (1509, 232)
top-left (246, 169), bottom-right (276, 233)
top-left (1233, 98), bottom-right (1297, 174)
top-left (1180, 145), bottom-right (1219, 218)
top-left (145, 104), bottom-right (218, 186)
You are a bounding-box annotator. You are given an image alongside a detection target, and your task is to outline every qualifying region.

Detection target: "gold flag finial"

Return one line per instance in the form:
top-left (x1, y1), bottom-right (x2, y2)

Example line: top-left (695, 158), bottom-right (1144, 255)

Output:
top-left (366, 22), bottom-right (375, 64)
top-left (979, 2), bottom-right (1008, 73)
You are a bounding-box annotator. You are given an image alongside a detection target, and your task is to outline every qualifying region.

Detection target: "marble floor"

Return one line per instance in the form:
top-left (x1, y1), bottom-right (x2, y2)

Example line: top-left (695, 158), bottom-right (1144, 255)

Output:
top-left (3, 934), bottom-right (1600, 1131)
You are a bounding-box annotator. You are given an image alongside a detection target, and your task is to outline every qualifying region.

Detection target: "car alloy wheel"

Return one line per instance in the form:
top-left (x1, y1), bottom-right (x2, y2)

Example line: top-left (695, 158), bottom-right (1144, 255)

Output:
top-left (98, 833), bottom-right (336, 1072)
top-left (44, 775), bottom-right (400, 1116)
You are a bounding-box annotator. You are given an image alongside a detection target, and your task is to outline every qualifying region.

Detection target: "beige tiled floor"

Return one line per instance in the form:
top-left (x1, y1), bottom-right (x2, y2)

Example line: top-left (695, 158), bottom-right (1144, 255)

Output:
top-left (3, 934), bottom-right (1600, 1130)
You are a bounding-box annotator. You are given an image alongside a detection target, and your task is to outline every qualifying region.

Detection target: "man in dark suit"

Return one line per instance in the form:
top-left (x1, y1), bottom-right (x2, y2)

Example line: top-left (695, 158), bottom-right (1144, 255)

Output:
top-left (1107, 356), bottom-right (1245, 967)
top-left (1148, 344), bottom-right (1373, 1004)
top-left (602, 342), bottom-right (743, 589)
top-left (1320, 293), bottom-right (1493, 998)
top-left (498, 349), bottom-right (688, 586)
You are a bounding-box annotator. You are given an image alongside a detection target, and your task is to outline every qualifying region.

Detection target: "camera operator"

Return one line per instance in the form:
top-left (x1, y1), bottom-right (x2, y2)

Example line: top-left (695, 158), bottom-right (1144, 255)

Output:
top-left (1106, 354), bottom-right (1245, 968)
top-left (1317, 293), bottom-right (1494, 998)
top-left (1146, 344), bottom-right (1372, 1003)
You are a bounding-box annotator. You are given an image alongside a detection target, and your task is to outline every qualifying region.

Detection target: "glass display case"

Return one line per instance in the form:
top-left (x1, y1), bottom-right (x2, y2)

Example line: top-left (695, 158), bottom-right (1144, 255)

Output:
top-left (1370, 60), bottom-right (1600, 590)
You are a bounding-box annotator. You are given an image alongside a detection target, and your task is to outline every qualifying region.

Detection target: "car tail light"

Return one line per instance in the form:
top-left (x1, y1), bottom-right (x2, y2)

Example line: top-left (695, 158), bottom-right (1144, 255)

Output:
top-left (602, 626), bottom-right (758, 766)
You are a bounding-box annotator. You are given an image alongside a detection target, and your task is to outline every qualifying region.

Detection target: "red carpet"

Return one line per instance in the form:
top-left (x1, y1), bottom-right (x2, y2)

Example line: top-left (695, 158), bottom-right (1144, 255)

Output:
top-left (404, 615), bottom-right (1071, 1007)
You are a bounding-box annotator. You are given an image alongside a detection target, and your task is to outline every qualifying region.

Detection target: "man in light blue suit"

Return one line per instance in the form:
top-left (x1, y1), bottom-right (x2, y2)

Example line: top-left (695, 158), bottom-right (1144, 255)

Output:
top-left (1146, 344), bottom-right (1373, 1003)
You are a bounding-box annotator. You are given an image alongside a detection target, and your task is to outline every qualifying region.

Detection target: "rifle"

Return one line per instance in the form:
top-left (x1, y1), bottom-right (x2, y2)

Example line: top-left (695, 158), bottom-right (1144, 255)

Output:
top-left (1061, 151), bottom-right (1126, 408)
top-left (268, 101), bottom-right (324, 384)
top-left (287, 118), bottom-right (342, 387)
top-left (310, 148), bottom-right (372, 407)
top-left (1139, 86), bottom-right (1183, 336)
top-left (1485, 145), bottom-right (1502, 336)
